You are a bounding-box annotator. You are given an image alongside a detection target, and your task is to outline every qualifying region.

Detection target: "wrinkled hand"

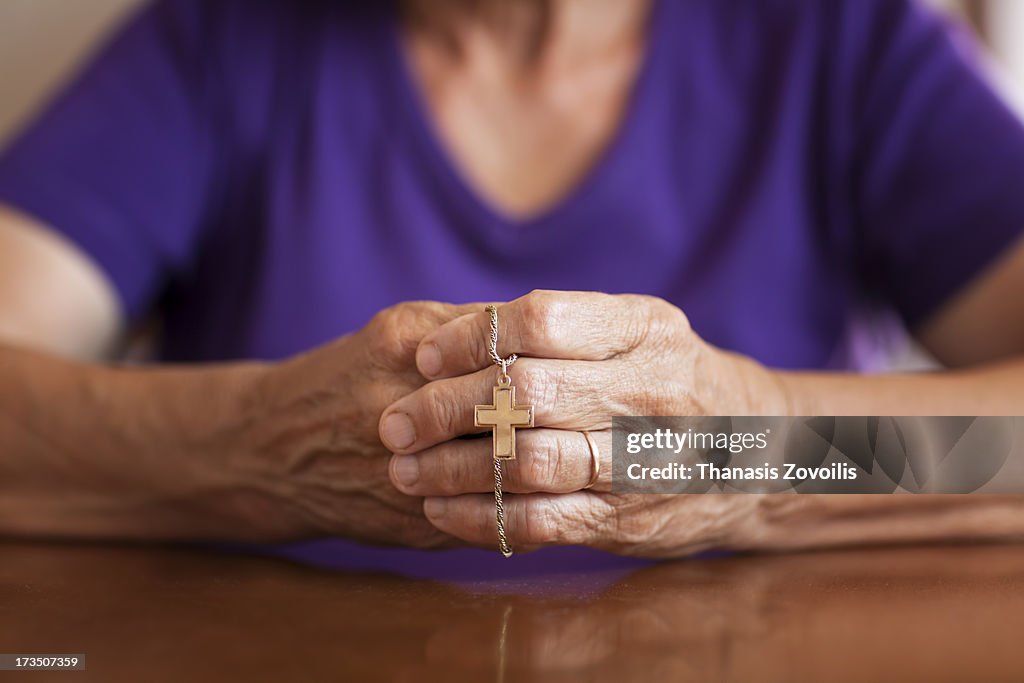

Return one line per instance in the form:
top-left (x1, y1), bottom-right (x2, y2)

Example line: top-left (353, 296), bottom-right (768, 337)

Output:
top-left (380, 290), bottom-right (783, 557)
top-left (223, 301), bottom-right (479, 546)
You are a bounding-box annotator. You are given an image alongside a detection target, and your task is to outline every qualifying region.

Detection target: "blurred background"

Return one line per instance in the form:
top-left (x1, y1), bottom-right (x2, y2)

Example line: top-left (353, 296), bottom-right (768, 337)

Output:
top-left (0, 0), bottom-right (1021, 371)
top-left (1, 0), bottom-right (1022, 146)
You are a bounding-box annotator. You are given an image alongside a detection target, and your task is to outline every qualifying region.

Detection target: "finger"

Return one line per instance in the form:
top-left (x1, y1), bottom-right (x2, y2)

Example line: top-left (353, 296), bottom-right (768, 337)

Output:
top-left (363, 300), bottom-right (499, 370)
top-left (389, 429), bottom-right (610, 496)
top-left (416, 290), bottom-right (665, 379)
top-left (423, 492), bottom-right (615, 549)
top-left (379, 358), bottom-right (620, 453)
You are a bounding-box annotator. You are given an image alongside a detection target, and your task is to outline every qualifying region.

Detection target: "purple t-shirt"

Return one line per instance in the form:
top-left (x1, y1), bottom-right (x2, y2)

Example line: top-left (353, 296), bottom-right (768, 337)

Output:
top-left (1, 0), bottom-right (1023, 578)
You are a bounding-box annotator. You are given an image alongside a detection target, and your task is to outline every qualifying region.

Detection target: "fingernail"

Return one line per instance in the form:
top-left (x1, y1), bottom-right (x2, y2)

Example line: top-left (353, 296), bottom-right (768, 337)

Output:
top-left (381, 413), bottom-right (416, 450)
top-left (417, 342), bottom-right (443, 378)
top-left (392, 456), bottom-right (420, 488)
top-left (424, 497), bottom-right (448, 520)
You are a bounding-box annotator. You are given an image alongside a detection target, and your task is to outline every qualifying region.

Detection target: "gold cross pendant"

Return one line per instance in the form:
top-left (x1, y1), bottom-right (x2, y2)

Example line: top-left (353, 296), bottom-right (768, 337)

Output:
top-left (475, 376), bottom-right (534, 460)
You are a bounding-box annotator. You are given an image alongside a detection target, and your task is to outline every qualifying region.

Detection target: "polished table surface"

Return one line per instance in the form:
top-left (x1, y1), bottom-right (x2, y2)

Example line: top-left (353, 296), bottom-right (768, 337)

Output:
top-left (1, 541), bottom-right (1023, 682)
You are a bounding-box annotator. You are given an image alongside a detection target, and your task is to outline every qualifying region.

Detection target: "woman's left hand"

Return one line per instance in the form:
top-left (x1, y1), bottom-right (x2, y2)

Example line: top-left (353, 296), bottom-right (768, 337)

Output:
top-left (379, 290), bottom-right (787, 557)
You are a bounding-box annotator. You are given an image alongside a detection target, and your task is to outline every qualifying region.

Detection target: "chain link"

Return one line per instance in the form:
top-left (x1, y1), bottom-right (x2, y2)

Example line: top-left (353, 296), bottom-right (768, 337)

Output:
top-left (487, 307), bottom-right (520, 557)
top-left (494, 458), bottom-right (513, 558)
top-left (486, 305), bottom-right (516, 558)
top-left (486, 305), bottom-right (517, 383)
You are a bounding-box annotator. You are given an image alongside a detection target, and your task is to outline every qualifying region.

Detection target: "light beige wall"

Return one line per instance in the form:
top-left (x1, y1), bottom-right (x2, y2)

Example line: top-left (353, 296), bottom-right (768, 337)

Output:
top-left (986, 0), bottom-right (1024, 108)
top-left (0, 0), bottom-right (143, 145)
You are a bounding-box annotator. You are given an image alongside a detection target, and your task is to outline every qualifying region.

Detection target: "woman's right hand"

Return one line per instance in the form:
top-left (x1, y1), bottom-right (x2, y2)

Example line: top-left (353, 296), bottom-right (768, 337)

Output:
top-left (0, 208), bottom-right (473, 546)
top-left (205, 301), bottom-right (482, 546)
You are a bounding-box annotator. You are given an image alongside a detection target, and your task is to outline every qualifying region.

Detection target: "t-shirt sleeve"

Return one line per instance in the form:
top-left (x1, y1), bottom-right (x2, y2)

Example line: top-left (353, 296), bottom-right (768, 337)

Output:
top-left (0, 0), bottom-right (221, 322)
top-left (846, 0), bottom-right (1024, 328)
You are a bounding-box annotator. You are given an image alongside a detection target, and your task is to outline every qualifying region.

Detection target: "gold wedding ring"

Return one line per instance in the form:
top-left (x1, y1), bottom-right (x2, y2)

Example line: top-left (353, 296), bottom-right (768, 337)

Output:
top-left (582, 431), bottom-right (601, 490)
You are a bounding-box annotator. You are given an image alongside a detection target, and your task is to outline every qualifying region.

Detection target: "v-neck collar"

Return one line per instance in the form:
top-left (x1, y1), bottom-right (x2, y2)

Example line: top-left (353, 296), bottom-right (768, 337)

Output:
top-left (383, 0), bottom-right (671, 253)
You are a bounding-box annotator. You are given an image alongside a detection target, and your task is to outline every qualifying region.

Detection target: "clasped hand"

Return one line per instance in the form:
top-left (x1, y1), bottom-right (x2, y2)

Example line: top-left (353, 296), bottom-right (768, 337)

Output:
top-left (375, 290), bottom-right (781, 557)
top-left (245, 290), bottom-right (780, 554)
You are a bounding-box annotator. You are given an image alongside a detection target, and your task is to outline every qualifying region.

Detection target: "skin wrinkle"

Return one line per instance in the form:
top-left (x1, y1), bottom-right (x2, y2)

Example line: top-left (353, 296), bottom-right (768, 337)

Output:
top-left (412, 292), bottom-right (791, 550)
top-left (290, 385), bottom-right (362, 458)
top-left (529, 429), bottom-right (564, 493)
top-left (8, 379), bottom-right (99, 479)
top-left (278, 392), bottom-right (350, 451)
top-left (293, 458), bottom-right (395, 500)
top-left (287, 482), bottom-right (438, 545)
top-left (522, 494), bottom-right (560, 543)
top-left (516, 361), bottom-right (560, 423)
top-left (576, 495), bottom-right (616, 542)
top-left (607, 304), bottom-right (653, 360)
top-left (399, 427), bottom-right (602, 495)
top-left (281, 447), bottom-right (359, 481)
top-left (424, 380), bottom-right (462, 440)
top-left (618, 505), bottom-right (672, 555)
top-left (449, 445), bottom-right (485, 492)
top-left (0, 0), bottom-right (1021, 556)
top-left (381, 289), bottom-right (1024, 554)
top-left (177, 301), bottom-right (479, 545)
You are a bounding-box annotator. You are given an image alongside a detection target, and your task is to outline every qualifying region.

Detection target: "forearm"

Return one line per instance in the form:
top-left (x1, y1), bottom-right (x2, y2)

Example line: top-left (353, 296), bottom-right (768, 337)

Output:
top-left (738, 494), bottom-right (1024, 551)
top-left (708, 345), bottom-right (1024, 416)
top-left (776, 358), bottom-right (1024, 415)
top-left (0, 343), bottom-right (266, 540)
top-left (712, 353), bottom-right (1024, 550)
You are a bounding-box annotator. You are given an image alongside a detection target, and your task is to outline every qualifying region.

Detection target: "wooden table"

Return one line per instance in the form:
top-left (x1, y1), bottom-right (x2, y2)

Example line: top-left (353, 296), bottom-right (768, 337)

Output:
top-left (1, 541), bottom-right (1023, 682)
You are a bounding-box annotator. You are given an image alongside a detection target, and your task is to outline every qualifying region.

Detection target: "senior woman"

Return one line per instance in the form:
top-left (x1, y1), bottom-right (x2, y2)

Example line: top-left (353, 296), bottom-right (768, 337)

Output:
top-left (0, 0), bottom-right (1023, 574)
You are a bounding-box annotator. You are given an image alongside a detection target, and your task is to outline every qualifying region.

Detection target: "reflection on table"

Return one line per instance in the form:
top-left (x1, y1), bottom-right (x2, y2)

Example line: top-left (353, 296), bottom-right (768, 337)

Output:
top-left (1, 541), bottom-right (1022, 682)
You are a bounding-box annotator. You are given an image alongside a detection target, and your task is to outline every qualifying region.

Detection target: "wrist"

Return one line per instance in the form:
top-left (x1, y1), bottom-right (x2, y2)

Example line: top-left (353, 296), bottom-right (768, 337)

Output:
top-left (89, 360), bottom-right (275, 540)
top-left (696, 344), bottom-right (793, 415)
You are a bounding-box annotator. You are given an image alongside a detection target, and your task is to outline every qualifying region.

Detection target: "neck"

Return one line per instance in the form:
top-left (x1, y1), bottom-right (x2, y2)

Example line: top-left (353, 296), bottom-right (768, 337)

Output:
top-left (399, 0), bottom-right (654, 70)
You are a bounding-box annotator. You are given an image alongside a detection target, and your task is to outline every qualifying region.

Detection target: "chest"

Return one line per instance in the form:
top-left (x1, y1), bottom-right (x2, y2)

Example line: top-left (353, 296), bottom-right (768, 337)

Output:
top-left (400, 34), bottom-right (645, 221)
top-left (162, 7), bottom-right (853, 369)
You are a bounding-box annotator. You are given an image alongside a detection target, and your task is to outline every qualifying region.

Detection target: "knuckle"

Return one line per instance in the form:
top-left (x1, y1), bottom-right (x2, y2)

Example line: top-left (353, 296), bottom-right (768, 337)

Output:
top-left (632, 296), bottom-right (690, 352)
top-left (515, 363), bottom-right (559, 415)
top-left (519, 500), bottom-right (558, 544)
top-left (609, 501), bottom-right (656, 547)
top-left (369, 303), bottom-right (403, 332)
top-left (520, 433), bottom-right (564, 492)
top-left (424, 383), bottom-right (459, 437)
top-left (524, 289), bottom-right (558, 308)
top-left (515, 362), bottom-right (546, 391)
top-left (369, 305), bottom-right (409, 349)
top-left (645, 386), bottom-right (677, 415)
top-left (439, 448), bottom-right (480, 494)
top-left (370, 303), bottom-right (433, 359)
top-left (466, 320), bottom-right (492, 368)
top-left (576, 503), bottom-right (613, 543)
top-left (651, 297), bottom-right (690, 333)
top-left (519, 290), bottom-right (562, 349)
top-left (632, 370), bottom-right (682, 415)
